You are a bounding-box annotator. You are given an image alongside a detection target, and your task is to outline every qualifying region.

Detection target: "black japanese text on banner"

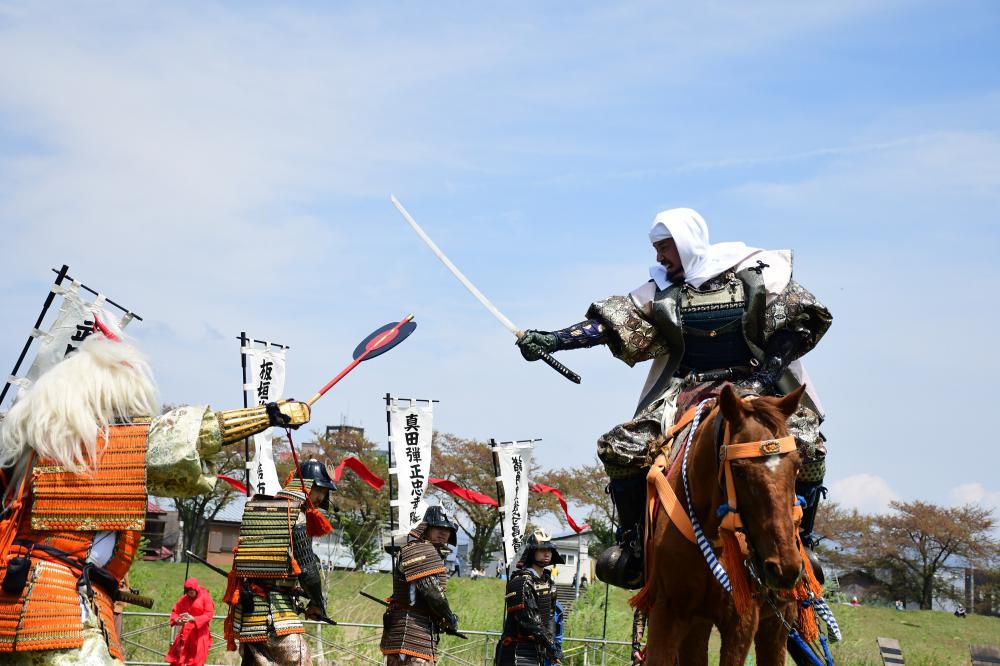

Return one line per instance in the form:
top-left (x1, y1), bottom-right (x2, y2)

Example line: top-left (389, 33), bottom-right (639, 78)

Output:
top-left (388, 398), bottom-right (434, 535)
top-left (23, 284), bottom-right (133, 388)
top-left (494, 440), bottom-right (535, 569)
top-left (244, 344), bottom-right (287, 496)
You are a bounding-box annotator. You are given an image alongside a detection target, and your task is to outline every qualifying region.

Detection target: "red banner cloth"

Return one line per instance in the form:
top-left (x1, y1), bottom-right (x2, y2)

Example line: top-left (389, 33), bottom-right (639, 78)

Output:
top-left (333, 457), bottom-right (385, 490)
top-left (428, 478), bottom-right (498, 506)
top-left (216, 475), bottom-right (247, 494)
top-left (530, 483), bottom-right (589, 533)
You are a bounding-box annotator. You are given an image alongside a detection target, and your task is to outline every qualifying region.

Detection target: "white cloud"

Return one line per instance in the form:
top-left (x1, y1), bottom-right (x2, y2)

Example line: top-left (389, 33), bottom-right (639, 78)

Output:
top-left (951, 483), bottom-right (1000, 511)
top-left (829, 474), bottom-right (900, 514)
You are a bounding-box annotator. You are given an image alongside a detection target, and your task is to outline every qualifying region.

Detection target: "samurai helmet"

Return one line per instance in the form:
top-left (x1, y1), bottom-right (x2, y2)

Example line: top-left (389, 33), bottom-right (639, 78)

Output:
top-left (410, 505), bottom-right (458, 546)
top-left (518, 529), bottom-right (565, 568)
top-left (299, 459), bottom-right (337, 491)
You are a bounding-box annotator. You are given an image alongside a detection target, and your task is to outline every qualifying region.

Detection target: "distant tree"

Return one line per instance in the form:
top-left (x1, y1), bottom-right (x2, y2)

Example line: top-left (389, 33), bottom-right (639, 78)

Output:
top-left (296, 427), bottom-right (389, 570)
top-left (428, 433), bottom-right (502, 570)
top-left (541, 460), bottom-right (613, 527)
top-left (828, 501), bottom-right (1000, 610)
top-left (813, 501), bottom-right (874, 573)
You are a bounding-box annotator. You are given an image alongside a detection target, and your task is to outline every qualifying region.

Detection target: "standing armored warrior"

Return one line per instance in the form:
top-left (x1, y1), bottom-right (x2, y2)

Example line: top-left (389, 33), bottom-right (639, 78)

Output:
top-left (495, 531), bottom-right (564, 666)
top-left (224, 460), bottom-right (335, 666)
top-left (0, 320), bottom-right (311, 665)
top-left (517, 208), bottom-right (832, 589)
top-left (380, 506), bottom-right (460, 666)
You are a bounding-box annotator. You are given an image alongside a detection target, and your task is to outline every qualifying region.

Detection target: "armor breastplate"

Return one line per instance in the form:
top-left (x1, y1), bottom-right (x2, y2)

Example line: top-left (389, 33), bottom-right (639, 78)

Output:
top-left (679, 274), bottom-right (753, 372)
top-left (532, 576), bottom-right (555, 625)
top-left (233, 494), bottom-right (303, 579)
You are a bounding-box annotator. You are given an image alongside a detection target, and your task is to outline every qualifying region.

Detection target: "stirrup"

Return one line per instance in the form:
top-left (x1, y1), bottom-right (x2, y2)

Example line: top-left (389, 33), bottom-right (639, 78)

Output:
top-left (596, 537), bottom-right (644, 589)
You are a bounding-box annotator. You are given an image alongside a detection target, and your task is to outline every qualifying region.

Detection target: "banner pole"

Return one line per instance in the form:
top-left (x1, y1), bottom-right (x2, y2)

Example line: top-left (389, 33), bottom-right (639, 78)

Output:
top-left (49, 268), bottom-right (143, 319)
top-left (489, 439), bottom-right (508, 628)
top-left (239, 332), bottom-right (251, 497)
top-left (385, 393), bottom-right (396, 560)
top-left (0, 264), bottom-right (69, 408)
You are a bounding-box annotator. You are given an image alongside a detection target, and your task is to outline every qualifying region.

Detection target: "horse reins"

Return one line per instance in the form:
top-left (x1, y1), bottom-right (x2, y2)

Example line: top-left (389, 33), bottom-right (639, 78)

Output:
top-left (673, 397), bottom-right (800, 593)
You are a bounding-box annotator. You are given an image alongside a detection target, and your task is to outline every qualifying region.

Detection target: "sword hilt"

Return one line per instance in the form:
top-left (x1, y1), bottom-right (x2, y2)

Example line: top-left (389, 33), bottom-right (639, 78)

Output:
top-left (537, 350), bottom-right (581, 384)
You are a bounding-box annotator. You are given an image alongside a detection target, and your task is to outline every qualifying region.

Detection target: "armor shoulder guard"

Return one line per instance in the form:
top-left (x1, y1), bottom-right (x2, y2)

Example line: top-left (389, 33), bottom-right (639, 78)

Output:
top-left (398, 541), bottom-right (447, 583)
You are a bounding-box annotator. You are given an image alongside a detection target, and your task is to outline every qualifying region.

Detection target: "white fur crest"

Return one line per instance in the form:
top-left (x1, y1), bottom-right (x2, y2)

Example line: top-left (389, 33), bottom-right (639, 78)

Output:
top-left (0, 334), bottom-right (159, 471)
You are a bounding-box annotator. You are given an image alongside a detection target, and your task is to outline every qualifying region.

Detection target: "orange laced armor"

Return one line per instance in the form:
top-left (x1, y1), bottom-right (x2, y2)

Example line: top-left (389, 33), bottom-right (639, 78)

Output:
top-left (0, 423), bottom-right (149, 658)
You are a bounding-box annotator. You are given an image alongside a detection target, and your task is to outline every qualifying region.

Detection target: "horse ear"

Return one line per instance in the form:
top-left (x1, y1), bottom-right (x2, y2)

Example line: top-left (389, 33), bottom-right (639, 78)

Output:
top-left (775, 384), bottom-right (807, 418)
top-left (719, 383), bottom-right (749, 424)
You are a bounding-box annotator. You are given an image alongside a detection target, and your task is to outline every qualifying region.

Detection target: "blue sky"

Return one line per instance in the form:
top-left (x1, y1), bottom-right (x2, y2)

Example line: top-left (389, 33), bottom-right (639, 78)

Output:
top-left (1, 1), bottom-right (998, 519)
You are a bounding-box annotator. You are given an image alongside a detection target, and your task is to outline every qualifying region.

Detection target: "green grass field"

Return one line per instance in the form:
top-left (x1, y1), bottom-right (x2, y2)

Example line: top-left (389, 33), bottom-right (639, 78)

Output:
top-left (127, 561), bottom-right (999, 665)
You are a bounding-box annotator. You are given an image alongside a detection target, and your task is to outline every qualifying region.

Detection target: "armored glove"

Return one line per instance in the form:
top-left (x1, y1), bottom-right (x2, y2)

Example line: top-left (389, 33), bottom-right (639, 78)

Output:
top-left (445, 612), bottom-right (460, 633)
top-left (217, 400), bottom-right (312, 445)
top-left (517, 330), bottom-right (559, 361)
top-left (743, 330), bottom-right (805, 395)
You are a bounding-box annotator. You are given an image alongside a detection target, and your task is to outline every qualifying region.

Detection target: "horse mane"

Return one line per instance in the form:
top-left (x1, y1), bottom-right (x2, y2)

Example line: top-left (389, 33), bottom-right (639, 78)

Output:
top-left (743, 396), bottom-right (791, 436)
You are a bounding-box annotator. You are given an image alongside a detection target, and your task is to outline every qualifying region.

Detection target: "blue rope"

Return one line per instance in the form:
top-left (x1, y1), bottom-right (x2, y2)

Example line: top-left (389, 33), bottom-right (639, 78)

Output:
top-left (812, 595), bottom-right (842, 642)
top-left (681, 399), bottom-right (731, 593)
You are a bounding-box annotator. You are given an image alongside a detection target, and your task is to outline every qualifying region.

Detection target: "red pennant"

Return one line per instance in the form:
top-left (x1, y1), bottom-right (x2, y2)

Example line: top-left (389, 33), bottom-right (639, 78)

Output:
top-left (428, 477), bottom-right (498, 506)
top-left (531, 483), bottom-right (589, 533)
top-left (217, 474), bottom-right (247, 494)
top-left (333, 457), bottom-right (385, 490)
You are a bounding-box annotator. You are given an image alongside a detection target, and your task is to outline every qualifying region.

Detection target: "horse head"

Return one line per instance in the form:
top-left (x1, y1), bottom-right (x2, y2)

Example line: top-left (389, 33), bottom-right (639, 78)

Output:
top-left (717, 383), bottom-right (805, 591)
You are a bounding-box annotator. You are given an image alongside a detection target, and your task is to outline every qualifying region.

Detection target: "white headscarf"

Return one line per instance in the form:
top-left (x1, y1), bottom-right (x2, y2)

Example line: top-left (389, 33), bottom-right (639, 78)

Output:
top-left (648, 208), bottom-right (762, 289)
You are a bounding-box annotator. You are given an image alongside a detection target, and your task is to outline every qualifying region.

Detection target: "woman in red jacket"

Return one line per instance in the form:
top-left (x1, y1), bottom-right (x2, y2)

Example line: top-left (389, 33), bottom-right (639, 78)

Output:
top-left (167, 578), bottom-right (215, 666)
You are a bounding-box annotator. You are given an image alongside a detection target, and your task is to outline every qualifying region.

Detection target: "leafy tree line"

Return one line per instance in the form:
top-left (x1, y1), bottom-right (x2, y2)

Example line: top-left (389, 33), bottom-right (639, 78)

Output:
top-left (816, 500), bottom-right (1000, 614)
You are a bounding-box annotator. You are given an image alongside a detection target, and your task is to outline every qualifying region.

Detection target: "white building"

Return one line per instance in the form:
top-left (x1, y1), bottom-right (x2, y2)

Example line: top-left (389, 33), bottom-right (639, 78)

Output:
top-left (549, 530), bottom-right (598, 587)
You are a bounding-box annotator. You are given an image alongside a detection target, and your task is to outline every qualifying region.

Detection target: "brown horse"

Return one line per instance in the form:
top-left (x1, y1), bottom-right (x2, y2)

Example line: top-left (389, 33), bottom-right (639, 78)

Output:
top-left (637, 383), bottom-right (805, 666)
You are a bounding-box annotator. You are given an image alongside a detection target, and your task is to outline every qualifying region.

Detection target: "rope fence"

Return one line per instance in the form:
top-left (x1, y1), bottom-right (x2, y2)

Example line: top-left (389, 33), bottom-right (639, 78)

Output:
top-left (121, 612), bottom-right (632, 665)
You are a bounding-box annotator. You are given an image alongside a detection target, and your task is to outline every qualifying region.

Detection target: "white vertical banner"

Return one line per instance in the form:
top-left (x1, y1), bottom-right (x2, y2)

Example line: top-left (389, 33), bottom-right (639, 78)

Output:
top-left (21, 284), bottom-right (133, 388)
top-left (494, 440), bottom-right (535, 569)
top-left (388, 399), bottom-right (434, 536)
top-left (244, 345), bottom-right (287, 496)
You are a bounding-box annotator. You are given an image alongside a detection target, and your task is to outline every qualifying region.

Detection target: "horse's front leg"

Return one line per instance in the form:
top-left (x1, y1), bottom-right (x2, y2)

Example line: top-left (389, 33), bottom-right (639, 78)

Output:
top-left (754, 598), bottom-right (794, 666)
top-left (677, 617), bottom-right (712, 666)
top-left (718, 607), bottom-right (758, 666)
top-left (644, 602), bottom-right (691, 666)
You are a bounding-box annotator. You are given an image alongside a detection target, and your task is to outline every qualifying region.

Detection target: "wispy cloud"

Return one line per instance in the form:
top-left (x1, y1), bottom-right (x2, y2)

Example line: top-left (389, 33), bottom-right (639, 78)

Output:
top-left (829, 474), bottom-right (901, 514)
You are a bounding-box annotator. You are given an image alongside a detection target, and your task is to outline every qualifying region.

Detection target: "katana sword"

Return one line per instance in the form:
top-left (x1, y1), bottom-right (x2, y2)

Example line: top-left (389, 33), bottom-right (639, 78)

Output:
top-left (390, 195), bottom-right (581, 384)
top-left (359, 590), bottom-right (467, 639)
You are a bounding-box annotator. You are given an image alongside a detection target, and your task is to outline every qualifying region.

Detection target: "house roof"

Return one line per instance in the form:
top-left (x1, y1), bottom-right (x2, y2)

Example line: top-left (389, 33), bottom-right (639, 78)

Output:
top-left (212, 494), bottom-right (247, 524)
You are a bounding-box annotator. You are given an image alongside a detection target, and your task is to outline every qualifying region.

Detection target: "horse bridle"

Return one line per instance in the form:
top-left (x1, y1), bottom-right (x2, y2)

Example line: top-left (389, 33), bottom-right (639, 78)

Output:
top-left (710, 410), bottom-right (801, 535)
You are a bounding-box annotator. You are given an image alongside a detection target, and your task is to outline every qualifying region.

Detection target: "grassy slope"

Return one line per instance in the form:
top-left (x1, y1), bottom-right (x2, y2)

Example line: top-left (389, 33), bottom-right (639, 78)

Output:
top-left (129, 562), bottom-right (999, 665)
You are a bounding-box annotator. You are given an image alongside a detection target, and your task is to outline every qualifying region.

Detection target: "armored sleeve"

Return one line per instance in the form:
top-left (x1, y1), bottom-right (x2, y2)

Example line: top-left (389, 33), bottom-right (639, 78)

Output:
top-left (400, 541), bottom-right (454, 625)
top-left (292, 523), bottom-right (326, 613)
top-left (586, 295), bottom-right (670, 367)
top-left (762, 279), bottom-right (832, 359)
top-left (413, 575), bottom-right (456, 627)
top-left (146, 405), bottom-right (221, 497)
top-left (505, 573), bottom-right (554, 648)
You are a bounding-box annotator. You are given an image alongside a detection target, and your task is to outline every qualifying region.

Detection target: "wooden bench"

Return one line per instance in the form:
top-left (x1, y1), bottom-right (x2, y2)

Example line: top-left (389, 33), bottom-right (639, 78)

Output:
top-left (877, 637), bottom-right (905, 665)
top-left (971, 644), bottom-right (1000, 666)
